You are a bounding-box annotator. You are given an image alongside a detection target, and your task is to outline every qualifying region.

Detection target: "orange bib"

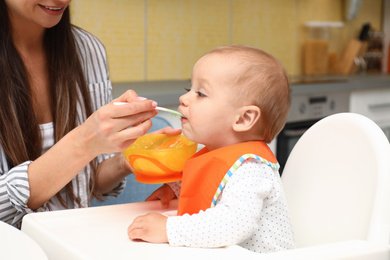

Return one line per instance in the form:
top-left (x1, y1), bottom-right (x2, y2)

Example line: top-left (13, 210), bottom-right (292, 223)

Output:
top-left (177, 141), bottom-right (279, 216)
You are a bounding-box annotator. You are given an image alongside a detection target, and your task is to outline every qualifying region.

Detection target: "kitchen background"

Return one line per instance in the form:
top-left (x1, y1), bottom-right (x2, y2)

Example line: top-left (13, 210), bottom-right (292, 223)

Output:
top-left (69, 0), bottom-right (385, 81)
top-left (68, 0), bottom-right (390, 203)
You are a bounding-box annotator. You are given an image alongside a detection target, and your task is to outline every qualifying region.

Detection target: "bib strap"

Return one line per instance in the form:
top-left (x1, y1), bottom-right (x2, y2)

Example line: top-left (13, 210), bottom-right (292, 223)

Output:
top-left (211, 154), bottom-right (280, 207)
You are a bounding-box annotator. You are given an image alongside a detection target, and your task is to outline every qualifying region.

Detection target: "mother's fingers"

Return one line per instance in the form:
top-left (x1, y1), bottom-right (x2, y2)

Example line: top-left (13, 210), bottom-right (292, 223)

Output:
top-left (110, 99), bottom-right (157, 119)
top-left (95, 99), bottom-right (157, 136)
top-left (84, 111), bottom-right (154, 156)
top-left (115, 120), bottom-right (153, 151)
top-left (115, 89), bottom-right (140, 102)
top-left (111, 109), bottom-right (156, 134)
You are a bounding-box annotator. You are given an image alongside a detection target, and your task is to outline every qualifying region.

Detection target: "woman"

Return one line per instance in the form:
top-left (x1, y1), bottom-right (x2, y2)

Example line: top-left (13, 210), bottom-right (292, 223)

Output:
top-left (0, 0), bottom-right (179, 228)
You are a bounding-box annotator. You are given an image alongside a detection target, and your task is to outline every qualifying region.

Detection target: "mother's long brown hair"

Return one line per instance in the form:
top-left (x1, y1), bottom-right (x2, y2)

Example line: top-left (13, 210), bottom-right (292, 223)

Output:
top-left (0, 3), bottom-right (97, 207)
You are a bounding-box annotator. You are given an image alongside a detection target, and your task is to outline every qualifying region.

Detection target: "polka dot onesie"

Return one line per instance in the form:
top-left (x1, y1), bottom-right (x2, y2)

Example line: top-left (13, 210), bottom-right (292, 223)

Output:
top-left (166, 159), bottom-right (295, 253)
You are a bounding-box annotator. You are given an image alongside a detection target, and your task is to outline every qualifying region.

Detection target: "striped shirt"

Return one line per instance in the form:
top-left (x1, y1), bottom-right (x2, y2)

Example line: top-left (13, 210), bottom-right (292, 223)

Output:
top-left (0, 27), bottom-right (124, 228)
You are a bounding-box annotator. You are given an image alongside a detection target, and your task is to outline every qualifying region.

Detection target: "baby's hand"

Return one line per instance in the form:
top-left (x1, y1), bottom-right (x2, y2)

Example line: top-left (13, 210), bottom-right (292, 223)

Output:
top-left (145, 184), bottom-right (176, 209)
top-left (128, 213), bottom-right (168, 243)
top-left (148, 126), bottom-right (182, 135)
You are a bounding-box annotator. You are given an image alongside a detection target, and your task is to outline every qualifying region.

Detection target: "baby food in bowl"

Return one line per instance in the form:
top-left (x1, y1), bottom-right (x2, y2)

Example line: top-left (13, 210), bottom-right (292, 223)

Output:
top-left (124, 134), bottom-right (197, 183)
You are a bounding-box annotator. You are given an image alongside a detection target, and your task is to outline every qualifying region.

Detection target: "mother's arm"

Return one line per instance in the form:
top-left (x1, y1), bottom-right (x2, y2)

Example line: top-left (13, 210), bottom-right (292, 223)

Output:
top-left (27, 93), bottom-right (157, 210)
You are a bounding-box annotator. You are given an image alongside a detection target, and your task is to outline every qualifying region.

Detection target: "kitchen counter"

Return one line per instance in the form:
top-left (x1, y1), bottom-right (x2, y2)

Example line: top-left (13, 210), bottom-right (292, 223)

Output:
top-left (112, 74), bottom-right (390, 106)
top-left (289, 74), bottom-right (390, 95)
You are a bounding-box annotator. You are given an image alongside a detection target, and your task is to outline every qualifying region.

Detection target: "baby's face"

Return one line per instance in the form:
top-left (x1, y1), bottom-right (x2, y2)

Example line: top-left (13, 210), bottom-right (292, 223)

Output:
top-left (178, 53), bottom-right (242, 150)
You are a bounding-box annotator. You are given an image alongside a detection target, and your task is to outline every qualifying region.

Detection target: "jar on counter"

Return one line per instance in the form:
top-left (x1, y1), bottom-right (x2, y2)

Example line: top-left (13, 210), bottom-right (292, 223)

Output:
top-left (364, 52), bottom-right (383, 72)
top-left (303, 21), bottom-right (344, 75)
top-left (364, 30), bottom-right (384, 73)
top-left (388, 42), bottom-right (390, 73)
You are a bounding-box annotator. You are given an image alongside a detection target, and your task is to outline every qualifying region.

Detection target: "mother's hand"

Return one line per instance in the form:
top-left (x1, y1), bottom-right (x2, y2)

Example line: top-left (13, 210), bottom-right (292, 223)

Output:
top-left (80, 90), bottom-right (158, 157)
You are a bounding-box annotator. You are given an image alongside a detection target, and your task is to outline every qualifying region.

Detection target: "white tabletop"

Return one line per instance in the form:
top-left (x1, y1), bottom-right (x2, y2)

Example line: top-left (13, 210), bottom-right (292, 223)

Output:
top-left (0, 220), bottom-right (48, 260)
top-left (21, 200), bottom-right (257, 260)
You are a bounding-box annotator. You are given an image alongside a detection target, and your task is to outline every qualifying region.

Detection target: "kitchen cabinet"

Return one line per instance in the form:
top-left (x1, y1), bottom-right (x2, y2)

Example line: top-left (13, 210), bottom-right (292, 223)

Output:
top-left (350, 87), bottom-right (390, 140)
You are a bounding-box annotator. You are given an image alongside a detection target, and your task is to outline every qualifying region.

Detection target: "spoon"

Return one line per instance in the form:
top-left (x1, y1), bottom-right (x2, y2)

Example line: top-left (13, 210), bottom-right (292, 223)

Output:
top-left (114, 102), bottom-right (184, 118)
top-left (155, 106), bottom-right (184, 118)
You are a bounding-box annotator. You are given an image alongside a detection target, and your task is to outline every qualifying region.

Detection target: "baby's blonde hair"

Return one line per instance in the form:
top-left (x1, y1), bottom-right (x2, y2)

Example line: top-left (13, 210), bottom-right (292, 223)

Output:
top-left (206, 45), bottom-right (291, 143)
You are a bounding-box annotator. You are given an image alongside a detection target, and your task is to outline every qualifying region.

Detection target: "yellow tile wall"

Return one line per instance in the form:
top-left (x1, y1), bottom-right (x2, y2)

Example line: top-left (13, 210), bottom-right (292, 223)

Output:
top-left (70, 0), bottom-right (383, 82)
top-left (231, 0), bottom-right (298, 76)
top-left (70, 0), bottom-right (145, 81)
top-left (147, 0), bottom-right (230, 80)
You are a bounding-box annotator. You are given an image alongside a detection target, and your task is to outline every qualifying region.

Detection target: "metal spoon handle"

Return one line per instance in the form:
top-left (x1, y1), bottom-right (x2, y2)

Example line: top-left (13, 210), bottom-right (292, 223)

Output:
top-left (113, 102), bottom-right (184, 118)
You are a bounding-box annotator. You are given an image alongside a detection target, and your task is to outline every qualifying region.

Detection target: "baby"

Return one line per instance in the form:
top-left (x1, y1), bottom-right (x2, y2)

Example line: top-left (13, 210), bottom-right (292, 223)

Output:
top-left (128, 45), bottom-right (294, 253)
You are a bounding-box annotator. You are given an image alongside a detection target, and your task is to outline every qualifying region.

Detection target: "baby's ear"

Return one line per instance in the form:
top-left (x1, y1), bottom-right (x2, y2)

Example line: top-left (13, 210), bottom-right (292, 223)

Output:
top-left (233, 105), bottom-right (261, 132)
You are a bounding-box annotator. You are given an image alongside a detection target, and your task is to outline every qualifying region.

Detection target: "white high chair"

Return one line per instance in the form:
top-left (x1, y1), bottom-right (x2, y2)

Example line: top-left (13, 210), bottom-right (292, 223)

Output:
top-left (260, 113), bottom-right (390, 259)
top-left (20, 113), bottom-right (390, 260)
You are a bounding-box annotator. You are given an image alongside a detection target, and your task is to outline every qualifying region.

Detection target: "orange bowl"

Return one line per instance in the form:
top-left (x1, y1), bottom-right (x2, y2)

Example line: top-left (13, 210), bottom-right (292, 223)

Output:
top-left (123, 134), bottom-right (197, 183)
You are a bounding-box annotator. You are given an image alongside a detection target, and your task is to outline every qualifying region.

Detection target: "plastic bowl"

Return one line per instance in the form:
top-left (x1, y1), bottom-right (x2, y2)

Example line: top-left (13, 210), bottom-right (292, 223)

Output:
top-left (123, 134), bottom-right (197, 183)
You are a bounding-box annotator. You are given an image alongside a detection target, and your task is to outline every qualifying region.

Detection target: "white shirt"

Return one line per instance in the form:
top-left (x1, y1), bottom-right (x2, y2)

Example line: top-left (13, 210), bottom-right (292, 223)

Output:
top-left (40, 123), bottom-right (54, 155)
top-left (166, 159), bottom-right (295, 253)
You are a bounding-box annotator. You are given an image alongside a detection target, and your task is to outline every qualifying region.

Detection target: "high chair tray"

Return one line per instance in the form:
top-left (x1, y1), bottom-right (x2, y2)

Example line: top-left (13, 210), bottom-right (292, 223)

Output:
top-left (20, 200), bottom-right (254, 260)
top-left (20, 199), bottom-right (390, 260)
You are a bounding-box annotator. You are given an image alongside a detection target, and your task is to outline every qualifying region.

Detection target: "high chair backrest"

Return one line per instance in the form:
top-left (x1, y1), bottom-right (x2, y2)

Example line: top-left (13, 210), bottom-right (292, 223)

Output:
top-left (281, 113), bottom-right (390, 248)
